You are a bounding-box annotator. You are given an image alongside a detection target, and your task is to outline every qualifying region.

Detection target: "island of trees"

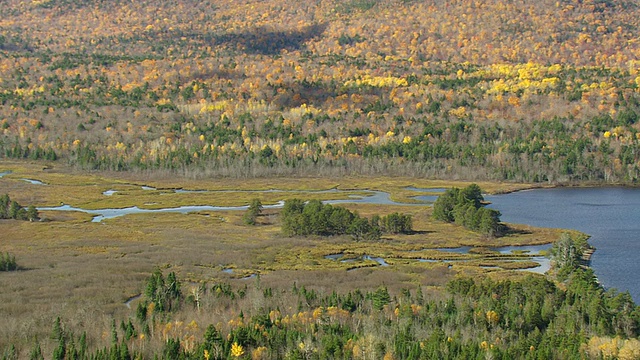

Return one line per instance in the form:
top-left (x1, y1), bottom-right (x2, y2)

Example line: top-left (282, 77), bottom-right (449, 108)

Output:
top-left (432, 184), bottom-right (503, 237)
top-left (280, 199), bottom-right (412, 240)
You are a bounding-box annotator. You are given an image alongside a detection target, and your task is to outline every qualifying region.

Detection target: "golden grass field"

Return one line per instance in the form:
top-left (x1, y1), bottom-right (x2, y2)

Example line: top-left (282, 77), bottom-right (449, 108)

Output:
top-left (0, 160), bottom-right (576, 351)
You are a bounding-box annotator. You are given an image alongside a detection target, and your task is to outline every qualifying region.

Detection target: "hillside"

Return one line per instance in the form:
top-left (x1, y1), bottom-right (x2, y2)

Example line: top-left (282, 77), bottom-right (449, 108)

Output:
top-left (3, 2), bottom-right (640, 356)
top-left (2, 0), bottom-right (640, 181)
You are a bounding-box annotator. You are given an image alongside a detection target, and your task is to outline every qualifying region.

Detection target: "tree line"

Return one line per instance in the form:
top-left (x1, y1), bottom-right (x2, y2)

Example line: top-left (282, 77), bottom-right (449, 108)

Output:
top-left (0, 194), bottom-right (39, 221)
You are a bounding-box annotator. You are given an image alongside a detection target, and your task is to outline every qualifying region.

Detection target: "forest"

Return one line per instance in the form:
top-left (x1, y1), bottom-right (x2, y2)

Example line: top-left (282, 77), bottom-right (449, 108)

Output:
top-left (0, 0), bottom-right (640, 181)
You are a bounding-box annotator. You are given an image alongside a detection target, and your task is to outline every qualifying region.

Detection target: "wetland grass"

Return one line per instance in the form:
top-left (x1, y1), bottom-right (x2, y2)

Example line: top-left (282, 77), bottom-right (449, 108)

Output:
top-left (0, 160), bottom-right (572, 354)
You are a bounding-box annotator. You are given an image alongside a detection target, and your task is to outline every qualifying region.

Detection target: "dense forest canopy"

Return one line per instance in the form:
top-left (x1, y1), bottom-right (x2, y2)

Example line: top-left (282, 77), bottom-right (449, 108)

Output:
top-left (0, 0), bottom-right (640, 181)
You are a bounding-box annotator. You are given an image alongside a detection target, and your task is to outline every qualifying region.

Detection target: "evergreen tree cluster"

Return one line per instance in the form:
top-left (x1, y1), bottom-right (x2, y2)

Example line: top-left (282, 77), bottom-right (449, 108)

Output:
top-left (144, 268), bottom-right (182, 313)
top-left (432, 184), bottom-right (503, 237)
top-left (49, 316), bottom-right (89, 360)
top-left (551, 233), bottom-right (588, 279)
top-left (44, 316), bottom-right (134, 360)
top-left (0, 194), bottom-right (38, 221)
top-left (280, 199), bottom-right (412, 240)
top-left (379, 212), bottom-right (413, 234)
top-left (242, 198), bottom-right (263, 225)
top-left (1, 141), bottom-right (58, 162)
top-left (0, 252), bottom-right (17, 272)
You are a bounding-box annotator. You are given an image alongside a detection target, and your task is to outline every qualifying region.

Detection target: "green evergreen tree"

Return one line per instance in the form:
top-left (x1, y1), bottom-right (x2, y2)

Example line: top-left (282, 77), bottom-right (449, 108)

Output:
top-left (26, 205), bottom-right (39, 221)
top-left (432, 188), bottom-right (459, 222)
top-left (166, 271), bottom-right (181, 311)
top-left (0, 253), bottom-right (17, 271)
top-left (477, 208), bottom-right (501, 236)
top-left (327, 206), bottom-right (356, 234)
top-left (66, 337), bottom-right (78, 360)
top-left (78, 332), bottom-right (87, 360)
top-left (51, 317), bottom-right (64, 341)
top-left (348, 217), bottom-right (379, 241)
top-left (124, 320), bottom-right (136, 341)
top-left (370, 286), bottom-right (391, 310)
top-left (203, 324), bottom-right (223, 350)
top-left (551, 233), bottom-right (580, 277)
top-left (242, 198), bottom-right (262, 225)
top-left (0, 194), bottom-right (9, 218)
top-left (29, 341), bottom-right (44, 360)
top-left (119, 342), bottom-right (131, 360)
top-left (136, 301), bottom-right (147, 323)
top-left (281, 198), bottom-right (305, 236)
top-left (145, 268), bottom-right (165, 311)
top-left (109, 330), bottom-right (119, 360)
top-left (52, 336), bottom-right (65, 360)
top-left (8, 201), bottom-right (20, 219)
top-left (163, 339), bottom-right (181, 359)
top-left (458, 183), bottom-right (484, 208)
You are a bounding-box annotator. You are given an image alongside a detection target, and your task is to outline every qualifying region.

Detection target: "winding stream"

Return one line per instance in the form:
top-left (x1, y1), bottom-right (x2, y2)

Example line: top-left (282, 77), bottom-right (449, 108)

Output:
top-left (34, 185), bottom-right (550, 274)
top-left (325, 244), bottom-right (551, 274)
top-left (39, 189), bottom-right (421, 222)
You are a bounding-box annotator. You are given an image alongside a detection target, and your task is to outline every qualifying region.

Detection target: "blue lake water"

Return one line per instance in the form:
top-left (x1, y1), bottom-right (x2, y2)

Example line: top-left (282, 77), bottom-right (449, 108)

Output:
top-left (486, 187), bottom-right (640, 302)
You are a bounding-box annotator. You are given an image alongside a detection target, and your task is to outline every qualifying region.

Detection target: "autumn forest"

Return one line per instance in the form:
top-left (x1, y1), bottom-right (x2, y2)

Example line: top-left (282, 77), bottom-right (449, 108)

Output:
top-left (1, 0), bottom-right (640, 181)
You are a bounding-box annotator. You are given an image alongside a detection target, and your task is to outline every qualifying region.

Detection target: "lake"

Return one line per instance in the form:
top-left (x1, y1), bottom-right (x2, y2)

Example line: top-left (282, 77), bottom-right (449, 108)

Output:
top-left (486, 187), bottom-right (640, 303)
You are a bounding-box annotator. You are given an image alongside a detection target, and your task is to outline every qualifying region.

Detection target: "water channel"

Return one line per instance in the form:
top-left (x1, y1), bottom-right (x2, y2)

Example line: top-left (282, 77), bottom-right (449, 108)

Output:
top-left (39, 189), bottom-right (425, 222)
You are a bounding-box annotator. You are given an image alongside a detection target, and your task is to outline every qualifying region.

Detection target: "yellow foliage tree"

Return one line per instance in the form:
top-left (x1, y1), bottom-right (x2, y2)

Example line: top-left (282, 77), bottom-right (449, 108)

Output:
top-left (231, 342), bottom-right (245, 358)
